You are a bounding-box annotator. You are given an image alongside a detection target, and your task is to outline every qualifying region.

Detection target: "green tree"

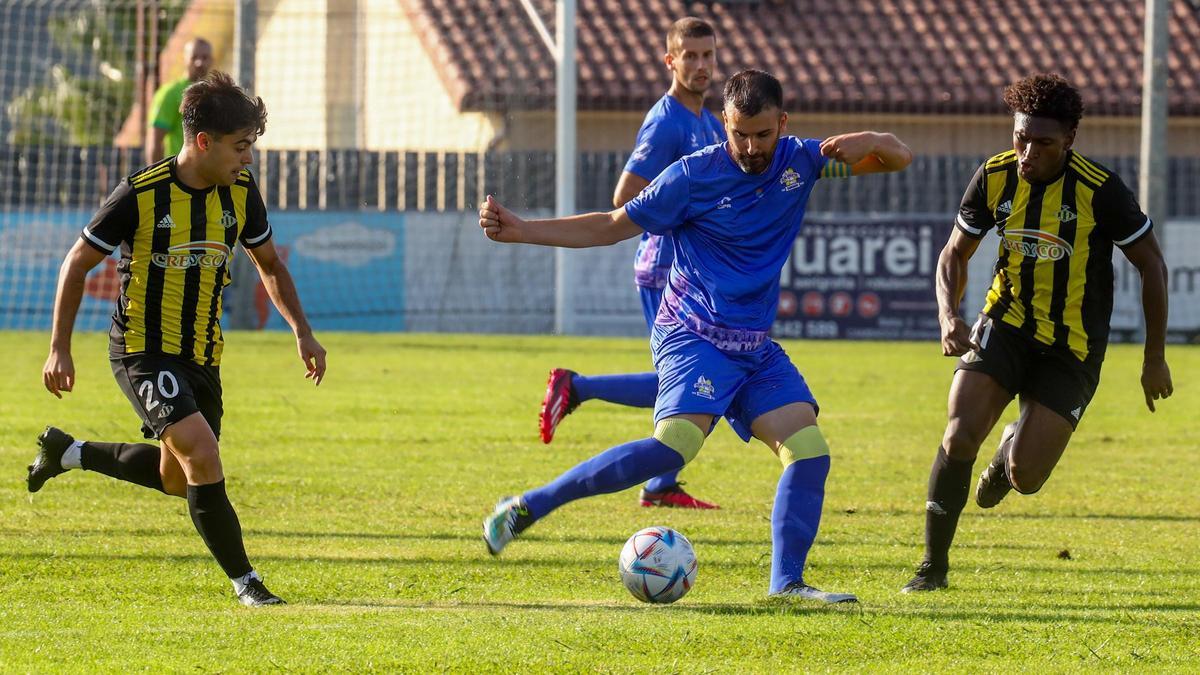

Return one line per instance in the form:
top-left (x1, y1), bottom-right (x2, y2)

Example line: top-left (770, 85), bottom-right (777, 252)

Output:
top-left (7, 0), bottom-right (186, 146)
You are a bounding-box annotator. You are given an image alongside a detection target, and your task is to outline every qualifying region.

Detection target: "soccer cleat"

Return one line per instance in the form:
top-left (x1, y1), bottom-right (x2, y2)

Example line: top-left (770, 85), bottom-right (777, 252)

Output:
top-left (539, 368), bottom-right (580, 444)
top-left (237, 578), bottom-right (286, 606)
top-left (27, 426), bottom-right (74, 493)
top-left (638, 483), bottom-right (719, 509)
top-left (975, 423), bottom-right (1016, 509)
top-left (482, 496), bottom-right (534, 556)
top-left (770, 582), bottom-right (858, 604)
top-left (900, 561), bottom-right (949, 593)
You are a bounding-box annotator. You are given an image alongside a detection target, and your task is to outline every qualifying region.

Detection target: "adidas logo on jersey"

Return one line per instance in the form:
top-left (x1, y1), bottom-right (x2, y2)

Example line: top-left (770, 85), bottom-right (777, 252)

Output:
top-left (996, 200), bottom-right (1013, 215)
top-left (156, 214), bottom-right (176, 229)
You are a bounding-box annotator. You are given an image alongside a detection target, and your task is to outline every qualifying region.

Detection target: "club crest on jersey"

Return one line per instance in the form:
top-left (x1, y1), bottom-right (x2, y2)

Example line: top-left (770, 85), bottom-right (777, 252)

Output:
top-left (780, 168), bottom-right (804, 192)
top-left (1057, 206), bottom-right (1077, 222)
top-left (693, 375), bottom-right (715, 400)
top-left (151, 240), bottom-right (231, 269)
top-left (631, 142), bottom-right (651, 163)
top-left (220, 210), bottom-right (238, 228)
top-left (1001, 229), bottom-right (1073, 260)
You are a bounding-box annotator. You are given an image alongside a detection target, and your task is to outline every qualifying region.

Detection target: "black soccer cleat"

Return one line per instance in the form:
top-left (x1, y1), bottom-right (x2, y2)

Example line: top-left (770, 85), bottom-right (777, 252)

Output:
top-left (237, 578), bottom-right (286, 606)
top-left (27, 426), bottom-right (74, 493)
top-left (900, 561), bottom-right (949, 593)
top-left (975, 424), bottom-right (1016, 509)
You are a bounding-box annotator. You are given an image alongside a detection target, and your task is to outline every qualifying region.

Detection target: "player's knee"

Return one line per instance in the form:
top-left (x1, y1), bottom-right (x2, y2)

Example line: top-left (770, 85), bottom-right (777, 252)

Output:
top-left (653, 419), bottom-right (705, 464)
top-left (777, 425), bottom-right (829, 468)
top-left (160, 472), bottom-right (188, 497)
top-left (942, 419), bottom-right (985, 461)
top-left (1007, 459), bottom-right (1047, 495)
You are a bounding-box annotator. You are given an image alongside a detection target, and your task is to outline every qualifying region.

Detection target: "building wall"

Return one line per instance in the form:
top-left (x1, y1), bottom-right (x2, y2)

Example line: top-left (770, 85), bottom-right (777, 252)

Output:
top-left (255, 0), bottom-right (329, 149)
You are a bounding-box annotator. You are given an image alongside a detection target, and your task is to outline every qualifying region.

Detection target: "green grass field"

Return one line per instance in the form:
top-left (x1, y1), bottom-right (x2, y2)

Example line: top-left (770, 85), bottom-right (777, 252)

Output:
top-left (1, 331), bottom-right (1196, 671)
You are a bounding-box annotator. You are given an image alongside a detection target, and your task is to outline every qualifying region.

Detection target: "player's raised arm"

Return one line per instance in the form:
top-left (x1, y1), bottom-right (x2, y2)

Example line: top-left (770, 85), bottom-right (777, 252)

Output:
top-left (479, 195), bottom-right (644, 248)
top-left (819, 131), bottom-right (913, 176)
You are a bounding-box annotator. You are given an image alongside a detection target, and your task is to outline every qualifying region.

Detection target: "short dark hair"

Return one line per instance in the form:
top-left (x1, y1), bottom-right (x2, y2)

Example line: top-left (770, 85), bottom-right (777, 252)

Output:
top-left (666, 16), bottom-right (715, 53)
top-left (1002, 73), bottom-right (1084, 130)
top-left (723, 69), bottom-right (783, 117)
top-left (181, 71), bottom-right (267, 142)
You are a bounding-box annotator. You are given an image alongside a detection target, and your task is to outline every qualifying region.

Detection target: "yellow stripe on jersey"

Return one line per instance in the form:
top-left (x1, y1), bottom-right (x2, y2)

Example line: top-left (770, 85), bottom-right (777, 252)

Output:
top-left (1030, 178), bottom-right (1065, 345)
top-left (991, 179), bottom-right (1033, 329)
top-left (986, 150), bottom-right (1016, 169)
top-left (985, 168), bottom-right (1009, 213)
top-left (156, 184), bottom-right (193, 355)
top-left (125, 188), bottom-right (160, 353)
top-left (1072, 154), bottom-right (1109, 184)
top-left (130, 164), bottom-right (172, 189)
top-left (1064, 179), bottom-right (1097, 358)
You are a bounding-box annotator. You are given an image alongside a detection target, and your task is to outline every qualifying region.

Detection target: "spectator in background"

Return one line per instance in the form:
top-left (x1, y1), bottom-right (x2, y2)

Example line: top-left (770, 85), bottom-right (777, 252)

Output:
top-left (145, 37), bottom-right (213, 162)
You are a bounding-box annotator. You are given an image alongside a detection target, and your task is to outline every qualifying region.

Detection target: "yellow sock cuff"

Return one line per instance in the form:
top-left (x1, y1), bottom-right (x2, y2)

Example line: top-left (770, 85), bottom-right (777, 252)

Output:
top-left (778, 426), bottom-right (829, 467)
top-left (653, 419), bottom-right (705, 464)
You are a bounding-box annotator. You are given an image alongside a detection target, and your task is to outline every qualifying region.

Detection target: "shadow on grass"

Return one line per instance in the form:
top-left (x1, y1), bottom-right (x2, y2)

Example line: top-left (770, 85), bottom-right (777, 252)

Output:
top-left (2, 526), bottom-right (1082, 554)
top-left (7, 549), bottom-right (1199, 580)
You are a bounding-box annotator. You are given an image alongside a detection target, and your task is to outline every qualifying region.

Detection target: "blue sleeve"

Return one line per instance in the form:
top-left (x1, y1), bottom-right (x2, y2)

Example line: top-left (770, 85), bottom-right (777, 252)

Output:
top-left (624, 160), bottom-right (689, 235)
top-left (623, 117), bottom-right (682, 182)
top-left (798, 138), bottom-right (830, 181)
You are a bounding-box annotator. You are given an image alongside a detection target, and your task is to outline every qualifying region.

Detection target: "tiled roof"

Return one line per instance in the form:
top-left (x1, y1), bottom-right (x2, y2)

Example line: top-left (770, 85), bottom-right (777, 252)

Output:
top-left (400, 0), bottom-right (1200, 116)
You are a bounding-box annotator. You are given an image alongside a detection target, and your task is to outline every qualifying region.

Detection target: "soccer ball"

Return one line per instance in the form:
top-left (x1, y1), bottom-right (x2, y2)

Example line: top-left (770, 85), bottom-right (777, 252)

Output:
top-left (618, 526), bottom-right (697, 604)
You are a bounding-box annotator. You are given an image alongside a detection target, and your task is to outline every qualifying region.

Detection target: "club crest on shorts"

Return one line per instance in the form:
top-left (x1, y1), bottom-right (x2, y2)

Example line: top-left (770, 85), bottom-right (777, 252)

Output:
top-left (693, 375), bottom-right (715, 400)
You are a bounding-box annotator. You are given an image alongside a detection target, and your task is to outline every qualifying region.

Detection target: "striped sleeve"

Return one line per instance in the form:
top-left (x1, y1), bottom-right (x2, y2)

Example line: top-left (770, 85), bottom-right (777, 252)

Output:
top-left (1095, 173), bottom-right (1152, 248)
top-left (239, 172), bottom-right (273, 248)
top-left (955, 162), bottom-right (993, 238)
top-left (81, 181), bottom-right (136, 254)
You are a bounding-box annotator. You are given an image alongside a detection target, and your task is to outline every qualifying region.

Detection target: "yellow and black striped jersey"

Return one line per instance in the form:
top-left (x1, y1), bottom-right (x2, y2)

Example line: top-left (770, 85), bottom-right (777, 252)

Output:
top-left (956, 150), bottom-right (1151, 362)
top-left (80, 157), bottom-right (272, 366)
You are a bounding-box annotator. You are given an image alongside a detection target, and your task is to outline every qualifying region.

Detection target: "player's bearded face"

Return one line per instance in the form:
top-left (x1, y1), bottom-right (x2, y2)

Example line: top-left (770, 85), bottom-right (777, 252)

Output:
top-left (723, 107), bottom-right (785, 175)
top-left (1012, 113), bottom-right (1075, 183)
top-left (199, 128), bottom-right (257, 186)
top-left (667, 35), bottom-right (716, 95)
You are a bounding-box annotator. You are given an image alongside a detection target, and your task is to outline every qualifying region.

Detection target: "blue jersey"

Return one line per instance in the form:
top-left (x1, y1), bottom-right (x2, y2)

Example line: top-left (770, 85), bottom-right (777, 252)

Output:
top-left (624, 94), bottom-right (725, 289)
top-left (625, 137), bottom-right (828, 351)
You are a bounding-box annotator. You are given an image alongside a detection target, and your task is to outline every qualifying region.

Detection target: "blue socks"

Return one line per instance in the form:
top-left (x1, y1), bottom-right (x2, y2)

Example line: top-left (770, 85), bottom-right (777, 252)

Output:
top-left (644, 470), bottom-right (682, 493)
top-left (571, 371), bottom-right (676, 492)
top-left (573, 372), bottom-right (658, 409)
top-left (522, 437), bottom-right (686, 520)
top-left (768, 455), bottom-right (831, 594)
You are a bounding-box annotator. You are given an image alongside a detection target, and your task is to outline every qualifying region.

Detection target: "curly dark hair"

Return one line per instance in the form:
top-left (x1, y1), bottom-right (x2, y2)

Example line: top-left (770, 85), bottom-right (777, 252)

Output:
top-left (1002, 73), bottom-right (1084, 130)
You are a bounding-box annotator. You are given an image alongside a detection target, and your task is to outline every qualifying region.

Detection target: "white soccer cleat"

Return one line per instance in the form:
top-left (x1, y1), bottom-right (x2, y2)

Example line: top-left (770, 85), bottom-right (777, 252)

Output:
top-left (770, 583), bottom-right (859, 604)
top-left (482, 496), bottom-right (531, 556)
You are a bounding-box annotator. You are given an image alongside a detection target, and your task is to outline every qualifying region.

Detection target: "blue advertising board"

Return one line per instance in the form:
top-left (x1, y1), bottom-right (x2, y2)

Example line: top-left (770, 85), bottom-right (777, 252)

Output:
top-left (773, 218), bottom-right (952, 341)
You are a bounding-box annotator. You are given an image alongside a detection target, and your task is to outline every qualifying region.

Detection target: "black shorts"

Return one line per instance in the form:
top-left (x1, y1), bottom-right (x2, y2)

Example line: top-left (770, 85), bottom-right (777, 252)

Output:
top-left (955, 315), bottom-right (1101, 429)
top-left (111, 353), bottom-right (223, 440)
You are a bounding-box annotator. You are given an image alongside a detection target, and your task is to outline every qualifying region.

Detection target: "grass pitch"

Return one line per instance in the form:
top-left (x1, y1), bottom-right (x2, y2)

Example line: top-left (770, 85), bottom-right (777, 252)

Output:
top-left (1, 331), bottom-right (1196, 671)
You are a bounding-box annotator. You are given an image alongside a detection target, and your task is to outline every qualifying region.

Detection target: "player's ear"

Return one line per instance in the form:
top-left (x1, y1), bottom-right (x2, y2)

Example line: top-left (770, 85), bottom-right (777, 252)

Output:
top-left (1063, 126), bottom-right (1077, 151)
top-left (663, 51), bottom-right (674, 70)
top-left (778, 111), bottom-right (788, 136)
top-left (195, 131), bottom-right (209, 152)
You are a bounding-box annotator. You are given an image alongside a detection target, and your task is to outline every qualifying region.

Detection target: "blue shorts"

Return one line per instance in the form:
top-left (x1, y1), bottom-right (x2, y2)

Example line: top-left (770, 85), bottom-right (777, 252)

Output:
top-left (638, 286), bottom-right (663, 334)
top-left (650, 322), bottom-right (818, 442)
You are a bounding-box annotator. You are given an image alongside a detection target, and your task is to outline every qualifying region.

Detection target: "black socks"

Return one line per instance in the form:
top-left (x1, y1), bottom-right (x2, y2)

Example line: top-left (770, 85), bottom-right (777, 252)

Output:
top-left (81, 442), bottom-right (165, 493)
top-left (923, 446), bottom-right (974, 571)
top-left (187, 480), bottom-right (253, 579)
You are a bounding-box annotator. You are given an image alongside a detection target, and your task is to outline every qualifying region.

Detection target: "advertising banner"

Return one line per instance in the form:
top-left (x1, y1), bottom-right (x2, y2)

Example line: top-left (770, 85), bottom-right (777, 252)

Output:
top-left (774, 218), bottom-right (951, 340)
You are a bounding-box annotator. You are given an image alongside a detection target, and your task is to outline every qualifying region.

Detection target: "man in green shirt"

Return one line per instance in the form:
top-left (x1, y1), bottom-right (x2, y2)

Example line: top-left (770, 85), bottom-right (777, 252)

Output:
top-left (146, 38), bottom-right (213, 162)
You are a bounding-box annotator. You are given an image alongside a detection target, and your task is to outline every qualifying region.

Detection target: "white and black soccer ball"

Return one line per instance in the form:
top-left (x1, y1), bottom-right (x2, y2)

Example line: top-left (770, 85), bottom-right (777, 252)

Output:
top-left (618, 526), bottom-right (697, 604)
